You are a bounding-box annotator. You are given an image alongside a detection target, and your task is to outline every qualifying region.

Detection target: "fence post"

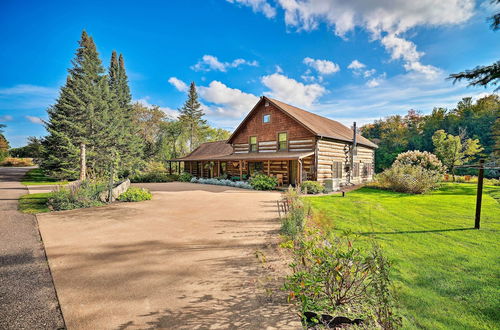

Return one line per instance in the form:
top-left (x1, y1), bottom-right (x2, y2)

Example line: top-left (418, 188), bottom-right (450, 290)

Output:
top-left (475, 159), bottom-right (484, 229)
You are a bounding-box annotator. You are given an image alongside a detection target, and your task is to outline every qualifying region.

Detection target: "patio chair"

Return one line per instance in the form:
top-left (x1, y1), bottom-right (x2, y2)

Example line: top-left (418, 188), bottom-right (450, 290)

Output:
top-left (276, 174), bottom-right (284, 186)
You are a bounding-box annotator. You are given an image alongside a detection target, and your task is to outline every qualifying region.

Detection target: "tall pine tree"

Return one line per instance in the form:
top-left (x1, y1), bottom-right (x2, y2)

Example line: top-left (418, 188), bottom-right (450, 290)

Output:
top-left (108, 51), bottom-right (143, 173)
top-left (42, 31), bottom-right (117, 179)
top-left (178, 82), bottom-right (206, 151)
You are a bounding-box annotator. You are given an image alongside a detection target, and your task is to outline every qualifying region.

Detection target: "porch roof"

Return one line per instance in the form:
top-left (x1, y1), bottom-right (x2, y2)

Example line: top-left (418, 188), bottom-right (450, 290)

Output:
top-left (175, 150), bottom-right (314, 162)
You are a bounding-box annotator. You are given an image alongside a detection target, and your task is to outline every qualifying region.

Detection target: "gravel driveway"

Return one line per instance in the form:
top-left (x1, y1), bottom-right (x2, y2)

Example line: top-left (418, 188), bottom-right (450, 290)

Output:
top-left (0, 167), bottom-right (65, 329)
top-left (37, 182), bottom-right (300, 329)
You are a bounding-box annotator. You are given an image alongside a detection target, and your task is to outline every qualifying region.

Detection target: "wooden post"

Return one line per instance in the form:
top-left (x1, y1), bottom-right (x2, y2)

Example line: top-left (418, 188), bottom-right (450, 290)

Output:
top-left (79, 142), bottom-right (86, 181)
top-left (297, 160), bottom-right (301, 185)
top-left (189, 161), bottom-right (192, 175)
top-left (475, 159), bottom-right (485, 229)
top-left (217, 161), bottom-right (220, 177)
top-left (169, 161), bottom-right (172, 175)
top-left (178, 161), bottom-right (181, 175)
top-left (239, 160), bottom-right (243, 179)
top-left (267, 160), bottom-right (270, 176)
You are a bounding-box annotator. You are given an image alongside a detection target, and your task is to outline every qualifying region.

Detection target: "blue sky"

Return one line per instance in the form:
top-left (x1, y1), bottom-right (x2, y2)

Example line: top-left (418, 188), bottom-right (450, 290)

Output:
top-left (0, 0), bottom-right (498, 147)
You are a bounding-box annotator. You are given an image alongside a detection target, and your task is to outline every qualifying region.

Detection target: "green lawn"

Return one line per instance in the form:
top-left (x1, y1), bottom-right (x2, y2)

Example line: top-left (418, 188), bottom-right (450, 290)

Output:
top-left (21, 168), bottom-right (67, 186)
top-left (18, 193), bottom-right (51, 214)
top-left (306, 183), bottom-right (499, 329)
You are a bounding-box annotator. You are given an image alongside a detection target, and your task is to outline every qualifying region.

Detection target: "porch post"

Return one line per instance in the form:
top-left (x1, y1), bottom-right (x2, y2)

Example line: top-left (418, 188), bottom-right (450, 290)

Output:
top-left (217, 161), bottom-right (220, 177)
top-left (297, 159), bottom-right (302, 185)
top-left (189, 161), bottom-right (192, 175)
top-left (239, 160), bottom-right (243, 179)
top-left (267, 160), bottom-right (270, 176)
top-left (169, 161), bottom-right (172, 175)
top-left (178, 161), bottom-right (181, 175)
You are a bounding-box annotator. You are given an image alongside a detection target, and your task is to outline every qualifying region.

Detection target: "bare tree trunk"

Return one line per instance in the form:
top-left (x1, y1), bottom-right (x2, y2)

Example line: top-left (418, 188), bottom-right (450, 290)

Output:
top-left (79, 143), bottom-right (86, 181)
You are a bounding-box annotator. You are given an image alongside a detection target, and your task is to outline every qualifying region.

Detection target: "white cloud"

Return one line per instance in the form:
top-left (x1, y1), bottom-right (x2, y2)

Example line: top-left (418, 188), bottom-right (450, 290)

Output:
top-left (226, 0), bottom-right (276, 18)
top-left (366, 78), bottom-right (381, 88)
top-left (261, 73), bottom-right (326, 107)
top-left (303, 57), bottom-right (340, 75)
top-left (0, 115), bottom-right (13, 121)
top-left (275, 65), bottom-right (284, 73)
top-left (25, 115), bottom-right (44, 125)
top-left (191, 55), bottom-right (258, 72)
top-left (347, 60), bottom-right (366, 70)
top-left (134, 98), bottom-right (179, 118)
top-left (0, 84), bottom-right (59, 109)
top-left (238, 0), bottom-right (474, 78)
top-left (168, 77), bottom-right (188, 92)
top-left (363, 69), bottom-right (376, 78)
top-left (198, 81), bottom-right (259, 118)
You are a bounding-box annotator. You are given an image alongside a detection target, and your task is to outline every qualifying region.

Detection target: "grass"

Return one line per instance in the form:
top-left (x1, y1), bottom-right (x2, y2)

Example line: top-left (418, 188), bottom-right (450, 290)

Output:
top-left (18, 192), bottom-right (51, 214)
top-left (306, 183), bottom-right (499, 330)
top-left (21, 168), bottom-right (67, 186)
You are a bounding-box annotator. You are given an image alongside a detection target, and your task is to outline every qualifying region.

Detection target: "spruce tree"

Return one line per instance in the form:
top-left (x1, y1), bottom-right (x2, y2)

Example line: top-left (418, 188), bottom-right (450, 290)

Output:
top-left (178, 82), bottom-right (206, 151)
top-left (107, 52), bottom-right (143, 173)
top-left (42, 31), bottom-right (116, 179)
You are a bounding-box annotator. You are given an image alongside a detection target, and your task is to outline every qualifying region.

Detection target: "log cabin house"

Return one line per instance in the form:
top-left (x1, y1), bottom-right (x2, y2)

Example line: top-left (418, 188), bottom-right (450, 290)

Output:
top-left (171, 96), bottom-right (377, 189)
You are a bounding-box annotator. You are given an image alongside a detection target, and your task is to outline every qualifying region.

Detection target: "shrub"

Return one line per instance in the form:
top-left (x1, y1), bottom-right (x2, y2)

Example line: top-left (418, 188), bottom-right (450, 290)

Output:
top-left (178, 172), bottom-right (193, 182)
top-left (249, 173), bottom-right (278, 190)
top-left (376, 164), bottom-right (441, 194)
top-left (280, 186), bottom-right (310, 238)
top-left (190, 177), bottom-right (253, 189)
top-left (47, 180), bottom-right (106, 211)
top-left (283, 229), bottom-right (401, 328)
top-left (300, 181), bottom-right (325, 194)
top-left (130, 172), bottom-right (177, 183)
top-left (118, 187), bottom-right (152, 202)
top-left (0, 157), bottom-right (34, 167)
top-left (393, 150), bottom-right (445, 173)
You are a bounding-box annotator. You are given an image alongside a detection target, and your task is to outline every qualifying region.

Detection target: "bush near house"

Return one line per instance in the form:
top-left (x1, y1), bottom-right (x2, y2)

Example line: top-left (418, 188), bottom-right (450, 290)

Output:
top-left (393, 150), bottom-right (445, 173)
top-left (118, 187), bottom-right (152, 202)
top-left (300, 181), bottom-right (326, 194)
top-left (178, 172), bottom-right (193, 182)
top-left (190, 177), bottom-right (253, 189)
top-left (249, 173), bottom-right (278, 190)
top-left (373, 150), bottom-right (444, 194)
top-left (374, 164), bottom-right (442, 194)
top-left (47, 181), bottom-right (106, 211)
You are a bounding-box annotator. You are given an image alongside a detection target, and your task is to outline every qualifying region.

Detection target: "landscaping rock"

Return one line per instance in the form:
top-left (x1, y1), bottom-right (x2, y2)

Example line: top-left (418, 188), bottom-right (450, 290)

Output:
top-left (99, 179), bottom-right (130, 202)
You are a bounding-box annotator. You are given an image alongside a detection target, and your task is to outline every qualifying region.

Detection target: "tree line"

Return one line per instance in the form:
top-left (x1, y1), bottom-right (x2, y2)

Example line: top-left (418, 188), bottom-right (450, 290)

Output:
top-left (15, 31), bottom-right (229, 180)
top-left (360, 95), bottom-right (499, 175)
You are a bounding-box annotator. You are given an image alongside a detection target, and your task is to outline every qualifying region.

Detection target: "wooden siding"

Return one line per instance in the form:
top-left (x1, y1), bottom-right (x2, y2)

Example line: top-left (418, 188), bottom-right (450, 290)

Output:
top-left (231, 102), bottom-right (315, 148)
top-left (316, 138), bottom-right (375, 185)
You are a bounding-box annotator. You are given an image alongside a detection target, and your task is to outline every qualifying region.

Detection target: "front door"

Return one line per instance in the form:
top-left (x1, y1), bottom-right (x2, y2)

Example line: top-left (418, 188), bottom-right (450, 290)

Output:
top-left (248, 162), bottom-right (263, 176)
top-left (289, 160), bottom-right (297, 185)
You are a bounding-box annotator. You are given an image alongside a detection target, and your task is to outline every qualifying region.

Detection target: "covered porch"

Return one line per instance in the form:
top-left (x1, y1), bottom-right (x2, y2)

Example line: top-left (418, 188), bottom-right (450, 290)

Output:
top-left (174, 151), bottom-right (315, 186)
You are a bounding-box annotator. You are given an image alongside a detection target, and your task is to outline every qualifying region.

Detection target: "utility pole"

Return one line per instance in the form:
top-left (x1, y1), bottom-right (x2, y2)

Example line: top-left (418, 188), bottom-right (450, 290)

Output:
top-left (475, 159), bottom-right (484, 229)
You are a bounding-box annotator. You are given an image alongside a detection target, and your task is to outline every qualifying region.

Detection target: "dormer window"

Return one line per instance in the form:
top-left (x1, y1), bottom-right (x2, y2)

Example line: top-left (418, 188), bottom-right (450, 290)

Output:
top-left (263, 114), bottom-right (270, 123)
top-left (249, 136), bottom-right (257, 152)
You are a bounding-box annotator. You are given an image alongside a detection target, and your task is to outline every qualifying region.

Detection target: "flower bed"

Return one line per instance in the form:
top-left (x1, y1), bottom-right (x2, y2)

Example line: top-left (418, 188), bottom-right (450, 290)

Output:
top-left (190, 177), bottom-right (253, 189)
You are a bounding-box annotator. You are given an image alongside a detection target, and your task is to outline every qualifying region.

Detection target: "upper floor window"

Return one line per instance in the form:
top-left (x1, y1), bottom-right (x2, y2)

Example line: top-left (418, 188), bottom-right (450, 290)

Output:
top-left (263, 114), bottom-right (271, 123)
top-left (278, 132), bottom-right (287, 151)
top-left (249, 136), bottom-right (257, 152)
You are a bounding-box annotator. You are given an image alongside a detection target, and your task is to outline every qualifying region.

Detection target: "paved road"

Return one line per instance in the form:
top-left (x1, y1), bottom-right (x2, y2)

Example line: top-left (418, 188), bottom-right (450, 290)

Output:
top-left (0, 167), bottom-right (65, 329)
top-left (38, 182), bottom-right (300, 329)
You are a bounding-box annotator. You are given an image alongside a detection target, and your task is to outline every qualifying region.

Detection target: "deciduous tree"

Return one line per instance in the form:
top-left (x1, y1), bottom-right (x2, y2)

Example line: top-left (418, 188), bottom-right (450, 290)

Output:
top-left (432, 129), bottom-right (483, 181)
